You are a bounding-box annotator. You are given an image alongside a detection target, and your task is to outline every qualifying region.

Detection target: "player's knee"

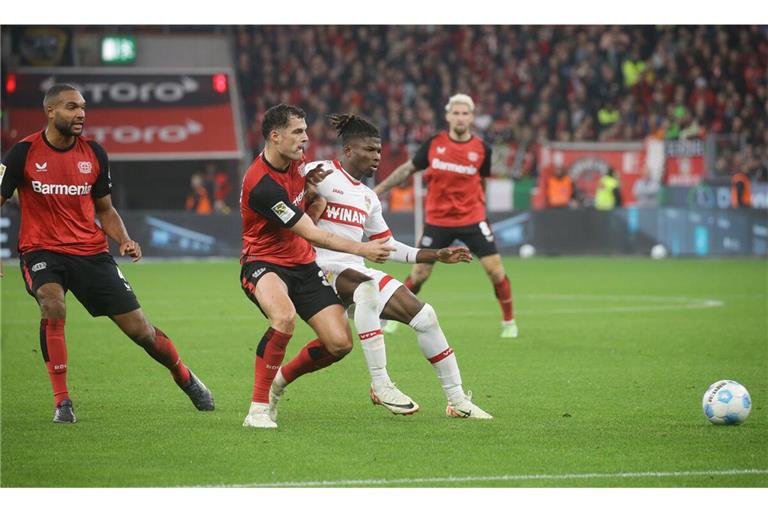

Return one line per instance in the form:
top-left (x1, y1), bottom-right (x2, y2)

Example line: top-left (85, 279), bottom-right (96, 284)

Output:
top-left (130, 323), bottom-right (156, 347)
top-left (270, 313), bottom-right (296, 334)
top-left (352, 280), bottom-right (379, 307)
top-left (411, 265), bottom-right (432, 283)
top-left (408, 303), bottom-right (439, 332)
top-left (325, 334), bottom-right (353, 358)
top-left (38, 297), bottom-right (66, 320)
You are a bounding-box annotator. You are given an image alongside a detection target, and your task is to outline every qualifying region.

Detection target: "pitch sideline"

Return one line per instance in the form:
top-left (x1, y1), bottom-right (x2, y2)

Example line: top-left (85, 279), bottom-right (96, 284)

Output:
top-left (216, 468), bottom-right (768, 487)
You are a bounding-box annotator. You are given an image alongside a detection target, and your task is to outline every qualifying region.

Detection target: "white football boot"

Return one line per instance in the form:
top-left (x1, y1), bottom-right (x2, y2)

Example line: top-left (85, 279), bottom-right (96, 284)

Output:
top-left (446, 392), bottom-right (493, 420)
top-left (500, 319), bottom-right (519, 338)
top-left (243, 402), bottom-right (277, 429)
top-left (370, 383), bottom-right (419, 415)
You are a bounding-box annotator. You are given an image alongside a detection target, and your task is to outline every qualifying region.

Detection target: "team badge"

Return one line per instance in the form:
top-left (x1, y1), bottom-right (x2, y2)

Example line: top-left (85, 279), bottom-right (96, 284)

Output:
top-left (78, 161), bottom-right (93, 174)
top-left (364, 195), bottom-right (371, 211)
top-left (468, 151), bottom-right (479, 162)
top-left (31, 262), bottom-right (47, 272)
top-left (271, 201), bottom-right (296, 224)
top-left (0, 163), bottom-right (5, 183)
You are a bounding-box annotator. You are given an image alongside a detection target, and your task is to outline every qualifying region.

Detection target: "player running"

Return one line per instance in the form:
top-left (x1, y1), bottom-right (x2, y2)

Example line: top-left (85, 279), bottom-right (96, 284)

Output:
top-left (374, 93), bottom-right (518, 339)
top-left (0, 84), bottom-right (214, 423)
top-left (269, 113), bottom-right (492, 420)
top-left (239, 104), bottom-right (393, 428)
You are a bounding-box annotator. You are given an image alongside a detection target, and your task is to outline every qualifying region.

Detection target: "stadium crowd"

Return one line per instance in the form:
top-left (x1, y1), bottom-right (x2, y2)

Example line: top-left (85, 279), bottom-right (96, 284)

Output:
top-left (235, 25), bottom-right (767, 179)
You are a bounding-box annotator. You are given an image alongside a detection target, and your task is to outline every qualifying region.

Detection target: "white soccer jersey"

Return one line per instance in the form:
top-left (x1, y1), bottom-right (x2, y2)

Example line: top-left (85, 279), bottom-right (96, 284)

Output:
top-left (305, 160), bottom-right (392, 268)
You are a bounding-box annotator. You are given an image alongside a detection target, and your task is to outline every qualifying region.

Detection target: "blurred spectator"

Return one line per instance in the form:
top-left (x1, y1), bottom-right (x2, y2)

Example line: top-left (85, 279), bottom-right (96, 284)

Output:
top-left (185, 173), bottom-right (212, 215)
top-left (730, 168), bottom-right (752, 208)
top-left (204, 162), bottom-right (234, 214)
top-left (594, 168), bottom-right (623, 210)
top-left (632, 167), bottom-right (660, 208)
top-left (545, 165), bottom-right (577, 208)
top-left (233, 26), bottom-right (766, 178)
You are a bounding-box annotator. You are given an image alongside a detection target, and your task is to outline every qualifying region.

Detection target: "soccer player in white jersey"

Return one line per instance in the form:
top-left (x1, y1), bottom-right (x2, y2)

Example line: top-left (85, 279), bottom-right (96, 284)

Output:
top-left (269, 114), bottom-right (492, 420)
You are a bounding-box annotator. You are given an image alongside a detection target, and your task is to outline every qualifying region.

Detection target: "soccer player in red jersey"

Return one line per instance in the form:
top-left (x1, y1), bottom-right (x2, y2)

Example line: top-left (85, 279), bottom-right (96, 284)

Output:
top-left (374, 93), bottom-right (519, 339)
top-left (239, 104), bottom-right (392, 428)
top-left (0, 84), bottom-right (214, 423)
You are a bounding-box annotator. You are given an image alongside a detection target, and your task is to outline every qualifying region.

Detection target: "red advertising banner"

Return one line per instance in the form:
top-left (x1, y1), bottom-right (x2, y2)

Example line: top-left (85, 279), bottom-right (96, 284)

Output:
top-left (4, 69), bottom-right (243, 160)
top-left (535, 142), bottom-right (645, 209)
top-left (664, 139), bottom-right (707, 186)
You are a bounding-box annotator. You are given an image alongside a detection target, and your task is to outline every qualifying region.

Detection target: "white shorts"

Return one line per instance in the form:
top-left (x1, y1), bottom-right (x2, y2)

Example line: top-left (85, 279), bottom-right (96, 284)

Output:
top-left (318, 260), bottom-right (403, 317)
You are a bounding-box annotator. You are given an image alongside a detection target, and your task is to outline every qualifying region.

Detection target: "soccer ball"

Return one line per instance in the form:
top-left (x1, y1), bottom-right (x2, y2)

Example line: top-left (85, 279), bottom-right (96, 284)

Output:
top-left (702, 380), bottom-right (752, 425)
top-left (650, 244), bottom-right (668, 259)
top-left (519, 244), bottom-right (536, 259)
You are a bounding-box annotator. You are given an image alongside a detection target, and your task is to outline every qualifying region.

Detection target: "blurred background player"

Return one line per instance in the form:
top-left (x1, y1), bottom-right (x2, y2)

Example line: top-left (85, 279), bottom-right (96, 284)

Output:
top-left (239, 104), bottom-right (393, 429)
top-left (281, 113), bottom-right (492, 419)
top-left (0, 84), bottom-right (214, 423)
top-left (374, 93), bottom-right (518, 338)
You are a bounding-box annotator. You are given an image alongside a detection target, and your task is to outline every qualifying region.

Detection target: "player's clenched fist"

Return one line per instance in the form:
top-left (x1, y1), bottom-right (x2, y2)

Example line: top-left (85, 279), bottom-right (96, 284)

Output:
top-left (120, 240), bottom-right (142, 262)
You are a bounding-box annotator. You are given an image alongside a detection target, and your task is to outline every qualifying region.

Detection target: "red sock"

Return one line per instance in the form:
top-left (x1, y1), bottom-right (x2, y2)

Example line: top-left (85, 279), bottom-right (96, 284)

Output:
top-left (493, 276), bottom-right (514, 321)
top-left (252, 327), bottom-right (292, 403)
top-left (40, 319), bottom-right (69, 406)
top-left (150, 327), bottom-right (191, 386)
top-left (404, 275), bottom-right (422, 295)
top-left (280, 338), bottom-right (342, 385)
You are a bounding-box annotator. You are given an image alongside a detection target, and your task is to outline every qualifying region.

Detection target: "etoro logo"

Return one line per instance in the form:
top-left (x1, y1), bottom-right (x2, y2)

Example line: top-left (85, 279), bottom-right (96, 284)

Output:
top-left (40, 76), bottom-right (200, 104)
top-left (87, 119), bottom-right (203, 145)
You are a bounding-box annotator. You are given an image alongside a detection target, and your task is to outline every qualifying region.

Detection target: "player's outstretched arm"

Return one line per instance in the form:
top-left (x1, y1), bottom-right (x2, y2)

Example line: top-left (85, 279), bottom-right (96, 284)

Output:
top-left (290, 214), bottom-right (393, 263)
top-left (94, 195), bottom-right (142, 262)
top-left (385, 237), bottom-right (472, 265)
top-left (305, 196), bottom-right (328, 224)
top-left (419, 246), bottom-right (473, 264)
top-left (373, 160), bottom-right (418, 196)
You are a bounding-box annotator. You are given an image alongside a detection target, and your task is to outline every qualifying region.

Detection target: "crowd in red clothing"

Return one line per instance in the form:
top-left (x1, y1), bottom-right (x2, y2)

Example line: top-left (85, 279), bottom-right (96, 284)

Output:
top-left (235, 25), bottom-right (767, 179)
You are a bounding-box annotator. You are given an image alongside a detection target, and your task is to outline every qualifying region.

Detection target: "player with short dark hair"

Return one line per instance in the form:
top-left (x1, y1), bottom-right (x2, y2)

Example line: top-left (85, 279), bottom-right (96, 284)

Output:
top-left (374, 93), bottom-right (519, 338)
top-left (273, 113), bottom-right (492, 419)
top-left (0, 84), bottom-right (214, 423)
top-left (240, 103), bottom-right (393, 429)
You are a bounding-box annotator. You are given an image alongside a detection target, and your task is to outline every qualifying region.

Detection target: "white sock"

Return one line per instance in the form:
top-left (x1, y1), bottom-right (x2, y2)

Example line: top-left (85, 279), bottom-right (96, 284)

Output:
top-left (353, 281), bottom-right (392, 389)
top-left (408, 304), bottom-right (465, 403)
top-left (272, 368), bottom-right (287, 392)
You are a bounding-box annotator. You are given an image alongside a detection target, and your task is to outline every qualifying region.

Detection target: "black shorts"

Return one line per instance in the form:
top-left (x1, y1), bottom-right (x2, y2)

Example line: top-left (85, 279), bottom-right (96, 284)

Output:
top-left (418, 221), bottom-right (499, 261)
top-left (241, 260), bottom-right (341, 322)
top-left (20, 250), bottom-right (141, 317)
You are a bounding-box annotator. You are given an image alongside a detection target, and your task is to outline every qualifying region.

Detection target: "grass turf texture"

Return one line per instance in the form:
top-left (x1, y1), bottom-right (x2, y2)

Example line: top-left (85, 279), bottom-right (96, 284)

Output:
top-left (1, 257), bottom-right (766, 487)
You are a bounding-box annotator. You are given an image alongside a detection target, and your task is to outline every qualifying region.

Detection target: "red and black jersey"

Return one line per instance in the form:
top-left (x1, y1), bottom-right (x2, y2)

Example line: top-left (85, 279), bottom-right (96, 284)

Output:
top-left (412, 132), bottom-right (492, 227)
top-left (0, 131), bottom-right (112, 256)
top-left (240, 153), bottom-right (315, 267)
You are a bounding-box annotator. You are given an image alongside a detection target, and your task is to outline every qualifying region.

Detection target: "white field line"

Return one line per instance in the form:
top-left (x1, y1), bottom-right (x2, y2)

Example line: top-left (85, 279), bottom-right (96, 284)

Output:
top-left (209, 468), bottom-right (768, 488)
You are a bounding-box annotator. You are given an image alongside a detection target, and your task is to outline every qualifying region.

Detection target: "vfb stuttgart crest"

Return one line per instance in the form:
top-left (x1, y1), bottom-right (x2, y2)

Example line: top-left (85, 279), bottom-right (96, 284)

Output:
top-left (78, 161), bottom-right (93, 174)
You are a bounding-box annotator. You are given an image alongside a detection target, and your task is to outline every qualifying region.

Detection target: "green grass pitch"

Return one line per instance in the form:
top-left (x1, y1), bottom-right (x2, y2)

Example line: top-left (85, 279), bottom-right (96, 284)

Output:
top-left (1, 257), bottom-right (766, 487)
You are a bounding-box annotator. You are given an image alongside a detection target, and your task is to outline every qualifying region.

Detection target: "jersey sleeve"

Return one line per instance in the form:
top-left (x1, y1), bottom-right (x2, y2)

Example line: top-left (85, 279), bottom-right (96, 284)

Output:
top-left (248, 174), bottom-right (304, 228)
top-left (364, 192), bottom-right (392, 240)
top-left (0, 142), bottom-right (31, 199)
top-left (479, 141), bottom-right (493, 178)
top-left (87, 141), bottom-right (113, 198)
top-left (411, 136), bottom-right (435, 170)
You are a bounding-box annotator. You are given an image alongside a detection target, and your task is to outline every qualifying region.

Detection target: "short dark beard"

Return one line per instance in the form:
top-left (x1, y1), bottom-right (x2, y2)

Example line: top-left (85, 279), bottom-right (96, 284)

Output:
top-left (54, 117), bottom-right (80, 137)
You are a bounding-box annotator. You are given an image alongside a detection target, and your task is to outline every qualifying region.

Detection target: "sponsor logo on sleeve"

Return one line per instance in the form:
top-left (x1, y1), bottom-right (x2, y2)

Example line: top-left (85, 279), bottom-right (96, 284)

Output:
top-left (271, 201), bottom-right (296, 224)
